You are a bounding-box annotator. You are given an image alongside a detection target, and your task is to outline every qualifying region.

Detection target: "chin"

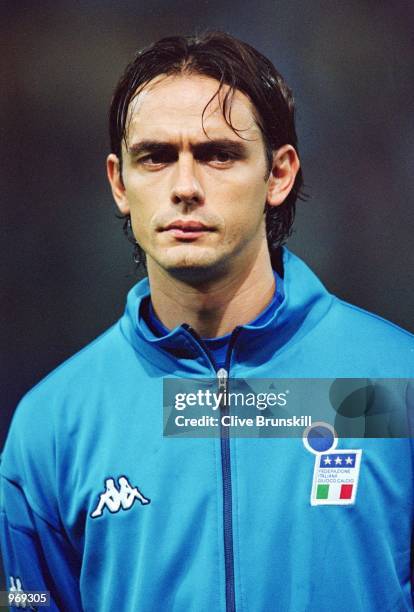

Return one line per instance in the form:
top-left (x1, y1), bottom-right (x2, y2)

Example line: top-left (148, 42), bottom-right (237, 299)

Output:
top-left (160, 253), bottom-right (229, 283)
top-left (159, 245), bottom-right (218, 268)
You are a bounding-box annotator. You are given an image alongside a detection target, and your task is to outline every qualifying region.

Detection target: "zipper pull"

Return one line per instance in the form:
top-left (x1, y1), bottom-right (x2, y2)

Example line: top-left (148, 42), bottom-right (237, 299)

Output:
top-left (217, 367), bottom-right (228, 393)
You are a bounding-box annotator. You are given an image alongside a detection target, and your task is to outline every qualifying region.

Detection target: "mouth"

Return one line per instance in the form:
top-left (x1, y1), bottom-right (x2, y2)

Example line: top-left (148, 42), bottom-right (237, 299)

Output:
top-left (161, 220), bottom-right (216, 241)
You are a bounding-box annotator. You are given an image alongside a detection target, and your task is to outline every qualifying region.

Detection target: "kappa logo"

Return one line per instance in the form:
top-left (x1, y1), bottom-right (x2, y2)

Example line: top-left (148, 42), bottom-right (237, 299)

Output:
top-left (10, 576), bottom-right (24, 593)
top-left (90, 475), bottom-right (150, 518)
top-left (9, 576), bottom-right (37, 610)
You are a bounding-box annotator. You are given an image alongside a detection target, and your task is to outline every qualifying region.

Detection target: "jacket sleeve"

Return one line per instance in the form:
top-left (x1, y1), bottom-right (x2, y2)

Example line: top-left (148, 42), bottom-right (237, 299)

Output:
top-left (0, 473), bottom-right (82, 611)
top-left (0, 385), bottom-right (83, 612)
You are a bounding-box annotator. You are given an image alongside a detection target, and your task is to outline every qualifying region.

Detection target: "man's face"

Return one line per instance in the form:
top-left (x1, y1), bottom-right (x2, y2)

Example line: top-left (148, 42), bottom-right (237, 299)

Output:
top-left (111, 74), bottom-right (276, 281)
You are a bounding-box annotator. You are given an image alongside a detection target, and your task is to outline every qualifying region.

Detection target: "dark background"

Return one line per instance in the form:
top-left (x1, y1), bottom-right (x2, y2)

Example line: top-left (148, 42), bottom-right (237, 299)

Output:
top-left (1, 0), bottom-right (413, 482)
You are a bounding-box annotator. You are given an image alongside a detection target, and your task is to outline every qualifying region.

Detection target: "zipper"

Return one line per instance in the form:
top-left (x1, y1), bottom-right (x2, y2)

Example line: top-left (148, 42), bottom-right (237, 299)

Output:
top-left (217, 365), bottom-right (235, 612)
top-left (217, 367), bottom-right (228, 393)
top-left (183, 324), bottom-right (241, 612)
top-left (219, 329), bottom-right (241, 612)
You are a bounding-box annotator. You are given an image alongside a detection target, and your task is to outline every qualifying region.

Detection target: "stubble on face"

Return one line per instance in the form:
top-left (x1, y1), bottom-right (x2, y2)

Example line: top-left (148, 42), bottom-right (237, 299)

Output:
top-left (121, 74), bottom-right (271, 285)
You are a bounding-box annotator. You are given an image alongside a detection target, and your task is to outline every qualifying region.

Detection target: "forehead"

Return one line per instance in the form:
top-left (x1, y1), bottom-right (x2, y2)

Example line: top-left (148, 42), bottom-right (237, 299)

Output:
top-left (125, 73), bottom-right (262, 145)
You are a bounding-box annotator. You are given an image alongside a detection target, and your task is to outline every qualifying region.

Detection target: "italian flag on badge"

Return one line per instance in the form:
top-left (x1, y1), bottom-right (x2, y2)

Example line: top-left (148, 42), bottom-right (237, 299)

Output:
top-left (310, 449), bottom-right (362, 506)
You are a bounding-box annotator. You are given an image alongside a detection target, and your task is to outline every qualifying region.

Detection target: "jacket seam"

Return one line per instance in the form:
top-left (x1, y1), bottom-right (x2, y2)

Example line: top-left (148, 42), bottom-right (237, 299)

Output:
top-left (1, 511), bottom-right (37, 537)
top-left (0, 474), bottom-right (62, 533)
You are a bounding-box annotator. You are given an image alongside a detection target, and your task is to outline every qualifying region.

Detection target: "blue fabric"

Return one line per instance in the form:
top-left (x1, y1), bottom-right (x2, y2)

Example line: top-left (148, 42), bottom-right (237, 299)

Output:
top-left (144, 271), bottom-right (284, 369)
top-left (1, 248), bottom-right (414, 611)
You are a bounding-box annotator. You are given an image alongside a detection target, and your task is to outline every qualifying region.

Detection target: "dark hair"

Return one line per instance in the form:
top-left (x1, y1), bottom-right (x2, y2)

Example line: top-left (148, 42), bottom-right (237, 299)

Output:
top-left (109, 31), bottom-right (305, 269)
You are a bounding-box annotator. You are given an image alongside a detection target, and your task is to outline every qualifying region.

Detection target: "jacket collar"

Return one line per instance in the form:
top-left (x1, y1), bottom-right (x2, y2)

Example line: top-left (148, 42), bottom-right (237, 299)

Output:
top-left (119, 248), bottom-right (333, 374)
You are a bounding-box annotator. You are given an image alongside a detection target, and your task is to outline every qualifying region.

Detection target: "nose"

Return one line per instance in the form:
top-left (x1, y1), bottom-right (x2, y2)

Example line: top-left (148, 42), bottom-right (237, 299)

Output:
top-left (170, 154), bottom-right (205, 207)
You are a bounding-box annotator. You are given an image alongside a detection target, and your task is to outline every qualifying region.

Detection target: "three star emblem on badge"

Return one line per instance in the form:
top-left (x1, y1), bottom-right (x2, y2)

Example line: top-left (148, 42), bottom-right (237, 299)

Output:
top-left (302, 422), bottom-right (363, 506)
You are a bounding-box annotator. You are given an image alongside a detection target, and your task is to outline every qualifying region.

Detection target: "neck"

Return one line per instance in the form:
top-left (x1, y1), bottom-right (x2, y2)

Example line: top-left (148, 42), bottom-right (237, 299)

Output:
top-left (147, 244), bottom-right (276, 338)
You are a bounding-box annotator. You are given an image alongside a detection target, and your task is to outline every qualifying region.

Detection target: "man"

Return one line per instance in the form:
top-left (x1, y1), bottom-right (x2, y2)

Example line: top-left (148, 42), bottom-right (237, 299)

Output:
top-left (1, 32), bottom-right (413, 611)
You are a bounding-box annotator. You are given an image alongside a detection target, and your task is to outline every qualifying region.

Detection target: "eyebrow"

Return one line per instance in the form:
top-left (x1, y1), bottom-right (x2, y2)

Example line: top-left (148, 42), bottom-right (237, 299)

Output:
top-left (127, 139), bottom-right (249, 157)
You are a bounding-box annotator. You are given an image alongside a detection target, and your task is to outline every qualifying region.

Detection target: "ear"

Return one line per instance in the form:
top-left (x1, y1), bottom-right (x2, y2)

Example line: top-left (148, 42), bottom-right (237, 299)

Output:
top-left (266, 144), bottom-right (300, 207)
top-left (106, 153), bottom-right (130, 215)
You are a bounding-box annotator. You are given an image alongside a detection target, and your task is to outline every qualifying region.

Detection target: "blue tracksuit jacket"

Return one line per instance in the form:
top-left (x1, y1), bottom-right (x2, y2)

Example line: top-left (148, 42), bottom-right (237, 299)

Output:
top-left (1, 248), bottom-right (414, 611)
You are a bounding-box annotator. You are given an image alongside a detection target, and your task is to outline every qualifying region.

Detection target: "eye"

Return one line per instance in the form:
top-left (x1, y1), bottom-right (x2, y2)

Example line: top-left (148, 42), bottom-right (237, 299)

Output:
top-left (198, 149), bottom-right (238, 165)
top-left (138, 151), bottom-right (177, 166)
top-left (211, 151), bottom-right (233, 163)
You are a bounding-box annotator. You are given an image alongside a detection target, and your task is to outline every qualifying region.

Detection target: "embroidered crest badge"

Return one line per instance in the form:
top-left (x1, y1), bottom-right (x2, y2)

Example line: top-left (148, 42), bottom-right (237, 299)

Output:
top-left (310, 450), bottom-right (362, 506)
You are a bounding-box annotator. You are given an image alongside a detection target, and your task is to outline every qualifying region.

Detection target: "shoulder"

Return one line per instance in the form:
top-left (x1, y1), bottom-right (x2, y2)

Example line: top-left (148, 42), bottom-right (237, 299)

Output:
top-left (4, 278), bottom-right (152, 444)
top-left (21, 310), bottom-right (148, 406)
top-left (16, 324), bottom-right (122, 407)
top-left (0, 321), bottom-right (141, 520)
top-left (329, 296), bottom-right (414, 345)
top-left (281, 249), bottom-right (414, 375)
top-left (283, 247), bottom-right (414, 347)
top-left (310, 295), bottom-right (414, 376)
top-left (2, 320), bottom-right (141, 454)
